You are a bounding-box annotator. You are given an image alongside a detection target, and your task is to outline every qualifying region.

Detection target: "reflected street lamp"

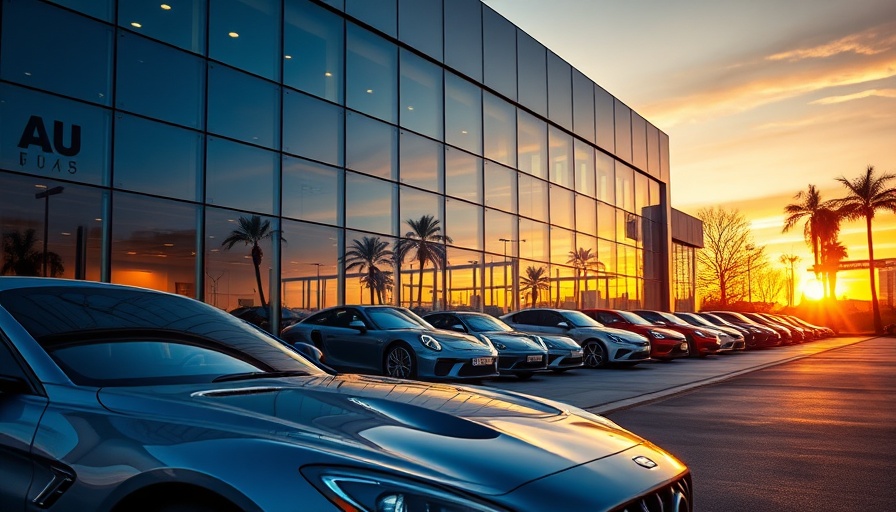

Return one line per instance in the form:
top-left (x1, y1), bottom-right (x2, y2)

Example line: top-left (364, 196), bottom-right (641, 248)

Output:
top-left (308, 263), bottom-right (323, 309)
top-left (35, 185), bottom-right (64, 277)
top-left (468, 260), bottom-right (479, 310)
top-left (498, 238), bottom-right (525, 311)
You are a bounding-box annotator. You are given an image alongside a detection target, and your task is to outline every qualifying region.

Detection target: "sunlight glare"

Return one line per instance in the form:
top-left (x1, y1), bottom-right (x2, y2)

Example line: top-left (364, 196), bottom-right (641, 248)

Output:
top-left (802, 279), bottom-right (824, 301)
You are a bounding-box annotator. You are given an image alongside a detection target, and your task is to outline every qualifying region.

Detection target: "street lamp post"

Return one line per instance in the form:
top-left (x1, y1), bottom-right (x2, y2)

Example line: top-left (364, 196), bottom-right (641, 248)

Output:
top-left (467, 260), bottom-right (479, 310)
top-left (35, 185), bottom-right (64, 277)
top-left (746, 244), bottom-right (755, 305)
top-left (308, 263), bottom-right (323, 309)
top-left (498, 238), bottom-right (525, 311)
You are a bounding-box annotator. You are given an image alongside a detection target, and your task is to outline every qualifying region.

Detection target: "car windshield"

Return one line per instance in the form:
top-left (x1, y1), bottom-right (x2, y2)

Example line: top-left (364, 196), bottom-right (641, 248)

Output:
top-left (561, 310), bottom-right (604, 328)
top-left (463, 314), bottom-right (513, 332)
top-left (0, 285), bottom-right (324, 386)
top-left (679, 312), bottom-right (713, 327)
top-left (367, 307), bottom-right (432, 330)
top-left (617, 310), bottom-right (653, 325)
top-left (656, 311), bottom-right (689, 326)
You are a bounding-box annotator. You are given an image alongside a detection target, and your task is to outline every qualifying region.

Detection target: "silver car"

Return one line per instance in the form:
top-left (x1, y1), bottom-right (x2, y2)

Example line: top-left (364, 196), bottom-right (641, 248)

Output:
top-left (500, 308), bottom-right (651, 368)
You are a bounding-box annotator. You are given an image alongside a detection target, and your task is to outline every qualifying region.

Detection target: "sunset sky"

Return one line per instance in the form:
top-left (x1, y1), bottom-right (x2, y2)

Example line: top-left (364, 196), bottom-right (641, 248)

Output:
top-left (483, 0), bottom-right (896, 302)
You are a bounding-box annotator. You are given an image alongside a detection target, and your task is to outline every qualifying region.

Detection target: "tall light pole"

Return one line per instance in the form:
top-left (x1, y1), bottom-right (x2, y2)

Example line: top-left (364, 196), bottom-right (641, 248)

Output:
top-left (498, 238), bottom-right (525, 311)
top-left (308, 263), bottom-right (323, 309)
top-left (467, 260), bottom-right (479, 309)
top-left (746, 244), bottom-right (755, 305)
top-left (35, 185), bottom-right (64, 277)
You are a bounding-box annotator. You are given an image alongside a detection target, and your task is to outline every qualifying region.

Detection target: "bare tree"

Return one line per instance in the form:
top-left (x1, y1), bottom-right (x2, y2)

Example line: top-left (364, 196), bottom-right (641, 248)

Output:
top-left (696, 207), bottom-right (763, 307)
top-left (754, 266), bottom-right (786, 306)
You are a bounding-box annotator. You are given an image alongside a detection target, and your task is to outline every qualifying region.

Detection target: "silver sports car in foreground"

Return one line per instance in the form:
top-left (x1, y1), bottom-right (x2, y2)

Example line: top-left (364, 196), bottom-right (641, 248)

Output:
top-left (0, 278), bottom-right (692, 511)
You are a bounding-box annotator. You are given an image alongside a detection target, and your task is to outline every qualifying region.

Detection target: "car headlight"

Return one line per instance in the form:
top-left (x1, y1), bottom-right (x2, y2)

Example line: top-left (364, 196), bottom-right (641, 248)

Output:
top-left (531, 335), bottom-right (548, 351)
top-left (693, 330), bottom-right (713, 338)
top-left (648, 330), bottom-right (667, 339)
top-left (606, 334), bottom-right (628, 345)
top-left (480, 335), bottom-right (505, 350)
top-left (419, 334), bottom-right (442, 351)
top-left (302, 467), bottom-right (508, 512)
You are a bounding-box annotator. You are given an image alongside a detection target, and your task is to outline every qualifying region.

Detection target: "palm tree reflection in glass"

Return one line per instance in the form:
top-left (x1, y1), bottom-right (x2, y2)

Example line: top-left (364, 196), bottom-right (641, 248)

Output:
top-left (221, 215), bottom-right (282, 308)
top-left (396, 215), bottom-right (452, 309)
top-left (343, 236), bottom-right (394, 304)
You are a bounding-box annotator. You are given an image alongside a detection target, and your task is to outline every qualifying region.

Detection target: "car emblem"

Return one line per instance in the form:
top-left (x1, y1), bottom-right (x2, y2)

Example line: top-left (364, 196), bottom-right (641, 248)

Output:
top-left (633, 456), bottom-right (658, 469)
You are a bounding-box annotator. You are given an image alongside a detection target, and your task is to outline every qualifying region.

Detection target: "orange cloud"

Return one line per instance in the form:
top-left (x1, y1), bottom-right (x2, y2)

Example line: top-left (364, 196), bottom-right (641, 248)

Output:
top-left (811, 88), bottom-right (896, 104)
top-left (767, 26), bottom-right (896, 61)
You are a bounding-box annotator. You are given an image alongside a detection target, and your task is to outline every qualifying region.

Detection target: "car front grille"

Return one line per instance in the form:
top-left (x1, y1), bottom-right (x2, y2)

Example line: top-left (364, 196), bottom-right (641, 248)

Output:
top-left (615, 474), bottom-right (692, 512)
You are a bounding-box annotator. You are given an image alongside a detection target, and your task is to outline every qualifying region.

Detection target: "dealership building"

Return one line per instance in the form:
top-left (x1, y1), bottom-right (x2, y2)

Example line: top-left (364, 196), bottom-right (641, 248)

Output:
top-left (0, 0), bottom-right (703, 323)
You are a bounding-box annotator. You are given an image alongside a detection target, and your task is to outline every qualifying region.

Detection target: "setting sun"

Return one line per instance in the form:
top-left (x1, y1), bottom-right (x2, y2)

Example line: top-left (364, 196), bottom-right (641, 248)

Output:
top-left (802, 279), bottom-right (825, 301)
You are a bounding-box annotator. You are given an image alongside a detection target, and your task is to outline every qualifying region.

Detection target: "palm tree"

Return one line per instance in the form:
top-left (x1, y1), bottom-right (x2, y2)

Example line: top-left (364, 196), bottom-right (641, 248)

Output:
top-left (344, 236), bottom-right (394, 305)
top-left (566, 247), bottom-right (595, 308)
top-left (2, 228), bottom-right (64, 277)
top-left (783, 185), bottom-right (826, 278)
top-left (778, 253), bottom-right (800, 307)
top-left (395, 215), bottom-right (452, 308)
top-left (520, 265), bottom-right (550, 307)
top-left (821, 238), bottom-right (847, 301)
top-left (221, 215), bottom-right (282, 308)
top-left (827, 165), bottom-right (896, 334)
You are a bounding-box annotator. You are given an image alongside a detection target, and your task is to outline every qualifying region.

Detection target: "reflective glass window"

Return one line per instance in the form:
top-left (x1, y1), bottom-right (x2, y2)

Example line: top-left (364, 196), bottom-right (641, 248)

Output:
top-left (597, 202), bottom-right (615, 241)
top-left (346, 0), bottom-right (397, 37)
top-left (399, 187), bottom-right (444, 241)
top-left (445, 148), bottom-right (482, 203)
top-left (547, 52), bottom-right (572, 130)
top-left (598, 238), bottom-right (616, 276)
top-left (615, 162), bottom-right (635, 212)
top-left (482, 8), bottom-right (516, 100)
top-left (573, 69), bottom-right (596, 143)
top-left (444, 0), bottom-right (482, 82)
top-left (399, 132), bottom-right (442, 193)
top-left (517, 32), bottom-right (547, 117)
top-left (209, 0), bottom-right (280, 80)
top-left (2, 84), bottom-right (111, 187)
top-left (445, 73), bottom-right (482, 154)
top-left (282, 156), bottom-right (340, 225)
top-left (635, 172), bottom-right (649, 214)
top-left (345, 230), bottom-right (397, 306)
top-left (206, 138), bottom-right (277, 214)
top-left (281, 220), bottom-right (340, 311)
top-left (614, 99), bottom-right (632, 163)
top-left (284, 0), bottom-right (344, 103)
top-left (647, 124), bottom-right (660, 177)
top-left (283, 90), bottom-right (344, 167)
top-left (550, 185), bottom-right (574, 230)
top-left (632, 112), bottom-right (647, 171)
top-left (346, 24), bottom-right (398, 123)
top-left (118, 0), bottom-right (206, 53)
top-left (208, 64), bottom-right (280, 149)
top-left (484, 161), bottom-right (515, 213)
top-left (445, 198), bottom-right (482, 250)
top-left (113, 114), bottom-right (201, 202)
top-left (649, 180), bottom-right (661, 207)
top-left (575, 194), bottom-right (596, 236)
top-left (116, 32), bottom-right (205, 129)
top-left (575, 140), bottom-right (596, 198)
top-left (548, 127), bottom-right (573, 188)
top-left (484, 208), bottom-right (515, 257)
top-left (1, 0), bottom-right (112, 106)
top-left (50, 0), bottom-right (113, 21)
top-left (518, 174), bottom-right (548, 222)
top-left (550, 226), bottom-right (575, 266)
top-left (595, 85), bottom-right (614, 153)
top-left (660, 132), bottom-right (670, 182)
top-left (345, 172), bottom-right (395, 235)
top-left (596, 152), bottom-right (615, 203)
top-left (483, 93), bottom-right (516, 167)
top-left (0, 173), bottom-right (103, 281)
top-left (111, 193), bottom-right (197, 296)
top-left (400, 50), bottom-right (443, 140)
top-left (399, 0), bottom-right (442, 60)
top-left (445, 247), bottom-right (485, 310)
top-left (346, 112), bottom-right (397, 180)
top-left (518, 111), bottom-right (547, 179)
top-left (205, 208), bottom-right (277, 310)
top-left (518, 218), bottom-right (548, 262)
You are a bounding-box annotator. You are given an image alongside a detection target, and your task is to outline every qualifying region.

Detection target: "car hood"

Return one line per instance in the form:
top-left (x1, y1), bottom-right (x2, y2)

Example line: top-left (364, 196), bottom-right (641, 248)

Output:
top-left (97, 373), bottom-right (643, 495)
top-left (478, 330), bottom-right (541, 349)
top-left (591, 326), bottom-right (649, 342)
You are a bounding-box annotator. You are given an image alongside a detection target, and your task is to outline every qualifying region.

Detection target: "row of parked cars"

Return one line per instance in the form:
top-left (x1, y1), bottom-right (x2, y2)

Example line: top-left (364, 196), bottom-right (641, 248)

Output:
top-left (276, 303), bottom-right (835, 381)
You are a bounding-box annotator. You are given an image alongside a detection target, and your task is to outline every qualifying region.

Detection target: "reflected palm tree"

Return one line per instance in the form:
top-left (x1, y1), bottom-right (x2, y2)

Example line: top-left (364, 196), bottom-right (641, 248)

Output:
top-left (827, 165), bottom-right (896, 333)
top-left (520, 266), bottom-right (550, 308)
top-left (344, 236), bottom-right (394, 305)
top-left (395, 215), bottom-right (452, 308)
top-left (221, 215), bottom-right (283, 308)
top-left (567, 247), bottom-right (595, 308)
top-left (1, 228), bottom-right (64, 277)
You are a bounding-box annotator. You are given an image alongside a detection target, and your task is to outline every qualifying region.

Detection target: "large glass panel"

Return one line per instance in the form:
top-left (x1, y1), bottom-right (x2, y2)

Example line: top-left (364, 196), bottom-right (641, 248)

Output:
top-left (575, 139), bottom-right (596, 198)
top-left (445, 73), bottom-right (482, 154)
top-left (345, 230), bottom-right (397, 306)
top-left (1, 84), bottom-right (111, 187)
top-left (50, 0), bottom-right (113, 21)
top-left (111, 193), bottom-right (197, 296)
top-left (208, 64), bottom-right (280, 149)
top-left (445, 148), bottom-right (482, 203)
top-left (660, 132), bottom-right (670, 182)
top-left (483, 161), bottom-right (515, 213)
top-left (284, 0), bottom-right (344, 103)
top-left (550, 226), bottom-right (575, 267)
top-left (482, 7), bottom-right (516, 100)
top-left (635, 172), bottom-right (649, 214)
top-left (118, 0), bottom-right (206, 54)
top-left (398, 187), bottom-right (443, 239)
top-left (573, 69), bottom-right (596, 143)
top-left (649, 179), bottom-right (662, 207)
top-left (1, 0), bottom-right (112, 105)
top-left (209, 0), bottom-right (280, 80)
top-left (346, 112), bottom-right (397, 180)
top-left (345, 0), bottom-right (397, 37)
top-left (517, 111), bottom-right (547, 179)
top-left (518, 218), bottom-right (548, 262)
top-left (595, 85), bottom-right (614, 153)
top-left (400, 50), bottom-right (443, 140)
top-left (205, 208), bottom-right (277, 310)
top-left (206, 137), bottom-right (277, 214)
top-left (484, 208), bottom-right (516, 312)
top-left (518, 174), bottom-right (548, 222)
top-left (549, 185), bottom-right (574, 230)
top-left (597, 202), bottom-right (615, 241)
top-left (281, 156), bottom-right (340, 226)
top-left (445, 198), bottom-right (482, 251)
top-left (647, 124), bottom-right (660, 177)
top-left (547, 52), bottom-right (572, 130)
top-left (346, 23), bottom-right (397, 123)
top-left (0, 173), bottom-right (103, 281)
top-left (575, 194), bottom-right (596, 236)
top-left (116, 32), bottom-right (205, 129)
top-left (281, 220), bottom-right (340, 311)
top-left (483, 208), bottom-right (515, 258)
top-left (517, 32), bottom-right (547, 117)
top-left (483, 93), bottom-right (516, 167)
top-left (345, 172), bottom-right (395, 235)
top-left (615, 162), bottom-right (635, 212)
top-left (399, 0), bottom-right (442, 60)
top-left (596, 151), bottom-right (615, 203)
top-left (548, 127), bottom-right (573, 188)
top-left (614, 99), bottom-right (632, 163)
top-left (113, 114), bottom-right (201, 202)
top-left (444, 247), bottom-right (485, 311)
top-left (283, 90), bottom-right (344, 167)
top-left (576, 233), bottom-right (600, 309)
top-left (598, 238), bottom-right (617, 276)
top-left (444, 0), bottom-right (482, 82)
top-left (632, 112), bottom-right (648, 171)
top-left (399, 132), bottom-right (442, 193)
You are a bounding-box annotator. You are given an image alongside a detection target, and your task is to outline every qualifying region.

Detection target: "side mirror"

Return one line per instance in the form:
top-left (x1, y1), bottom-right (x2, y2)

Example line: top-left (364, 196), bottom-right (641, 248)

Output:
top-left (557, 321), bottom-right (570, 329)
top-left (292, 342), bottom-right (325, 363)
top-left (348, 319), bottom-right (367, 333)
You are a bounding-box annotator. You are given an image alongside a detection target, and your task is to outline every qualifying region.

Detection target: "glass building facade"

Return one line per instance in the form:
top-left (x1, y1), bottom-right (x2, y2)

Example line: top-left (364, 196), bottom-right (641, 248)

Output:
top-left (1, 0), bottom-right (693, 324)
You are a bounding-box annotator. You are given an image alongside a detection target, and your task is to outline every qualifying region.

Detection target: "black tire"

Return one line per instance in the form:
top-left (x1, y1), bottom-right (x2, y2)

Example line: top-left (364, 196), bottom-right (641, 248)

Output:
top-left (384, 343), bottom-right (416, 379)
top-left (582, 340), bottom-right (608, 369)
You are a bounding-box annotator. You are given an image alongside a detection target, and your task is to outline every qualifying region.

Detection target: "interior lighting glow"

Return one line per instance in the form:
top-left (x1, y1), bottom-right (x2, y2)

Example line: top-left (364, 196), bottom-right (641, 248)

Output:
top-left (160, 4), bottom-right (172, 10)
top-left (228, 31), bottom-right (239, 38)
top-left (131, 22), bottom-right (142, 28)
top-left (366, 89), bottom-right (373, 94)
top-left (324, 72), bottom-right (332, 77)
top-left (284, 55), bottom-right (292, 59)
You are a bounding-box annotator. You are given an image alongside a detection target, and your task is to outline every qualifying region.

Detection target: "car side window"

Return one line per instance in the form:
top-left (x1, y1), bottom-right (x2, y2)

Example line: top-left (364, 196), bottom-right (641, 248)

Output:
top-left (513, 310), bottom-right (538, 325)
top-left (0, 335), bottom-right (29, 382)
top-left (425, 314), bottom-right (447, 328)
top-left (543, 311), bottom-right (565, 326)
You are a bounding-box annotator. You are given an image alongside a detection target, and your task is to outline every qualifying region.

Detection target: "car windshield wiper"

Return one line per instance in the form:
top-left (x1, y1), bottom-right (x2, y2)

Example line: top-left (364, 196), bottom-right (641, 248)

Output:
top-left (212, 370), bottom-right (310, 383)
